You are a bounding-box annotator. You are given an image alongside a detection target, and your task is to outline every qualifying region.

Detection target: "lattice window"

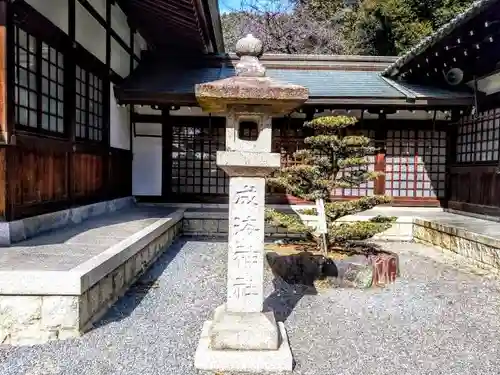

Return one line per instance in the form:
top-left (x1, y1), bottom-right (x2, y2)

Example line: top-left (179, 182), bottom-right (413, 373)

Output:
top-left (171, 122), bottom-right (228, 195)
top-left (333, 129), bottom-right (376, 197)
top-left (456, 109), bottom-right (500, 163)
top-left (41, 43), bottom-right (64, 133)
top-left (76, 66), bottom-right (104, 141)
top-left (271, 122), bottom-right (305, 166)
top-left (267, 121), bottom-right (306, 195)
top-left (14, 26), bottom-right (64, 133)
top-left (385, 130), bottom-right (446, 199)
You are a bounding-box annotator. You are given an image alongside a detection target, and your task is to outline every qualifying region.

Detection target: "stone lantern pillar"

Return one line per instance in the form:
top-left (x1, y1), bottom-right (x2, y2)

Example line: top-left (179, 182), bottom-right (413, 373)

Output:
top-left (194, 34), bottom-right (309, 373)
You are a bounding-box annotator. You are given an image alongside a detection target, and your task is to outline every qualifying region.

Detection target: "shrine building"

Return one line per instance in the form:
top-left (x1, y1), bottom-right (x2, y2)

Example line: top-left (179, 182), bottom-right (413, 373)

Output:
top-left (1, 0), bottom-right (500, 223)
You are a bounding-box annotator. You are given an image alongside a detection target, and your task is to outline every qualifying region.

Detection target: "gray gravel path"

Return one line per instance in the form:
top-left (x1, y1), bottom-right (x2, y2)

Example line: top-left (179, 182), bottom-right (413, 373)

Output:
top-left (1, 239), bottom-right (500, 375)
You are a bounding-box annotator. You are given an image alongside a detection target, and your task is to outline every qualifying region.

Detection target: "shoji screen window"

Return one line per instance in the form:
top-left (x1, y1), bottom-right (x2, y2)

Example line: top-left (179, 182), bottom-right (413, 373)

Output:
top-left (75, 66), bottom-right (104, 142)
top-left (385, 130), bottom-right (446, 199)
top-left (14, 26), bottom-right (64, 133)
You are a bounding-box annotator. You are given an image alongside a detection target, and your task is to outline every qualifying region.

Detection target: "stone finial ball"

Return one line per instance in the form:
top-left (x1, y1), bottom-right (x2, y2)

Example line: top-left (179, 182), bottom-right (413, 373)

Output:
top-left (235, 34), bottom-right (264, 58)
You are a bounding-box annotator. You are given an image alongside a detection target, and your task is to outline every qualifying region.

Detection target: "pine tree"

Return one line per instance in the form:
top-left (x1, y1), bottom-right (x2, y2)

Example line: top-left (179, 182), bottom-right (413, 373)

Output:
top-left (266, 115), bottom-right (394, 251)
top-left (346, 0), bottom-right (474, 56)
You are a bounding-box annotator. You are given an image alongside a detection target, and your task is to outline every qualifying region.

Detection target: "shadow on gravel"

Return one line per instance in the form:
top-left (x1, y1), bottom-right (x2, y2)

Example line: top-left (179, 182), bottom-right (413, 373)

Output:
top-left (264, 251), bottom-right (322, 322)
top-left (90, 238), bottom-right (185, 331)
top-left (264, 277), bottom-right (317, 322)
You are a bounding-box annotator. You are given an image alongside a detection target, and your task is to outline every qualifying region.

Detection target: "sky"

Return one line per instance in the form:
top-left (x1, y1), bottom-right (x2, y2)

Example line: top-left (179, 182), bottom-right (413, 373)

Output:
top-left (219, 0), bottom-right (243, 12)
top-left (219, 0), bottom-right (290, 13)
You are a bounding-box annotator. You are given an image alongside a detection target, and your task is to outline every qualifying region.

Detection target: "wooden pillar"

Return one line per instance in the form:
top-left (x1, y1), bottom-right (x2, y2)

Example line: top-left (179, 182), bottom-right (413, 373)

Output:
top-left (0, 0), bottom-right (11, 220)
top-left (445, 112), bottom-right (459, 204)
top-left (374, 114), bottom-right (387, 196)
top-left (162, 109), bottom-right (172, 199)
top-left (0, 0), bottom-right (9, 144)
top-left (66, 0), bottom-right (76, 207)
top-left (102, 0), bottom-right (112, 199)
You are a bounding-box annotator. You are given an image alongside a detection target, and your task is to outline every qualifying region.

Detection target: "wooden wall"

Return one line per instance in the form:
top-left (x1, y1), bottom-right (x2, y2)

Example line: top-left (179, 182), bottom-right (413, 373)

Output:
top-left (4, 133), bottom-right (131, 220)
top-left (448, 109), bottom-right (500, 216)
top-left (0, 1), bottom-right (135, 221)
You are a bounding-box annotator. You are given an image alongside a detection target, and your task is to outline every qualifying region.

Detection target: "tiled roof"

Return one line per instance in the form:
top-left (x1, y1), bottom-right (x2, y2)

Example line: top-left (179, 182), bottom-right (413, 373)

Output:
top-left (388, 80), bottom-right (474, 100)
top-left (268, 69), bottom-right (407, 98)
top-left (383, 0), bottom-right (498, 77)
top-left (115, 60), bottom-right (472, 105)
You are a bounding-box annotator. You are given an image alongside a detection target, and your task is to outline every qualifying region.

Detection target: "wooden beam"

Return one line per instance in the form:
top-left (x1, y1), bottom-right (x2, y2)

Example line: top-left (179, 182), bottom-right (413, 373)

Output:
top-left (102, 0), bottom-right (112, 199)
top-left (0, 0), bottom-right (9, 220)
top-left (162, 109), bottom-right (171, 198)
top-left (0, 0), bottom-right (8, 144)
top-left (66, 0), bottom-right (77, 207)
top-left (374, 115), bottom-right (387, 196)
top-left (445, 113), bottom-right (459, 203)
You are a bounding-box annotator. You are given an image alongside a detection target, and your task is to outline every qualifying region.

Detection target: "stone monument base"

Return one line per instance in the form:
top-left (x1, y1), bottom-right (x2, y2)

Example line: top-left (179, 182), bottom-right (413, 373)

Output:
top-left (210, 304), bottom-right (280, 350)
top-left (194, 320), bottom-right (293, 373)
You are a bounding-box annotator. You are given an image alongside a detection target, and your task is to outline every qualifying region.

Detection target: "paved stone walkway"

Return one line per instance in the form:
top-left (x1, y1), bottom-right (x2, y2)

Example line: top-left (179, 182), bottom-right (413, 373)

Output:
top-left (1, 238), bottom-right (500, 374)
top-left (0, 207), bottom-right (175, 271)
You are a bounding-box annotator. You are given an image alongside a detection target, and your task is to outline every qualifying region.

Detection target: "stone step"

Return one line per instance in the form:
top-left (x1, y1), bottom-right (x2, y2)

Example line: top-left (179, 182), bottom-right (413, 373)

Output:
top-left (0, 208), bottom-right (183, 346)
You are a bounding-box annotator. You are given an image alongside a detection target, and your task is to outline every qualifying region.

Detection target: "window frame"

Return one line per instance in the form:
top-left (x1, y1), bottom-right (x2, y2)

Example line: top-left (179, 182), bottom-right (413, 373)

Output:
top-left (75, 65), bottom-right (105, 143)
top-left (456, 109), bottom-right (500, 164)
top-left (13, 24), bottom-right (66, 136)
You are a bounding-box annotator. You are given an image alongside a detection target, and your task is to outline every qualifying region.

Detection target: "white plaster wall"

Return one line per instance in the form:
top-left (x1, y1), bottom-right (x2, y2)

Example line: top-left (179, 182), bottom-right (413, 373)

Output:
top-left (111, 39), bottom-right (130, 78)
top-left (88, 0), bottom-right (106, 19)
top-left (110, 83), bottom-right (130, 150)
top-left (26, 0), bottom-right (139, 156)
top-left (111, 4), bottom-right (130, 46)
top-left (75, 1), bottom-right (106, 63)
top-left (468, 73), bottom-right (500, 96)
top-left (25, 0), bottom-right (69, 34)
top-left (132, 123), bottom-right (162, 196)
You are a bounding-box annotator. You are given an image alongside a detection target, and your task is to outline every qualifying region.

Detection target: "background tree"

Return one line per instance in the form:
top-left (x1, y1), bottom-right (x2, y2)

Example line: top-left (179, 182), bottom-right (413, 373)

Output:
top-left (221, 0), bottom-right (345, 54)
top-left (266, 115), bottom-right (393, 251)
top-left (346, 0), bottom-right (474, 55)
top-left (221, 0), bottom-right (475, 56)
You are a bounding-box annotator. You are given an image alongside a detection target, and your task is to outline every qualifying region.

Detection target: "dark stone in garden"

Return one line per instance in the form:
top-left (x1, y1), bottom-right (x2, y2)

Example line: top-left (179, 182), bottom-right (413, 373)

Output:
top-left (265, 245), bottom-right (400, 290)
top-left (266, 251), bottom-right (324, 287)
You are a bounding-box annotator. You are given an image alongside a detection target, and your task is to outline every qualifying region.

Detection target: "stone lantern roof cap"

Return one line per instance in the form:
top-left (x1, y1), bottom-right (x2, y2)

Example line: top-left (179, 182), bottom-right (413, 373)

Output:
top-left (235, 34), bottom-right (264, 58)
top-left (195, 35), bottom-right (309, 113)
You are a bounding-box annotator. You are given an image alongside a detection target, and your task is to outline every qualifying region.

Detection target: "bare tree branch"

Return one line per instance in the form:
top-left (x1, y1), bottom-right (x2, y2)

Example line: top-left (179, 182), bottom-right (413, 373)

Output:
top-left (222, 0), bottom-right (346, 54)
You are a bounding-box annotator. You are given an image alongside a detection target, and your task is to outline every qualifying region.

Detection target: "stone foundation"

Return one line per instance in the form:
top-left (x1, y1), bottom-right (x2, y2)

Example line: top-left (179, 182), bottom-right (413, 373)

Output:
top-left (182, 209), bottom-right (412, 241)
top-left (413, 218), bottom-right (500, 272)
top-left (0, 196), bottom-right (135, 246)
top-left (0, 217), bottom-right (182, 346)
top-left (183, 214), bottom-right (304, 239)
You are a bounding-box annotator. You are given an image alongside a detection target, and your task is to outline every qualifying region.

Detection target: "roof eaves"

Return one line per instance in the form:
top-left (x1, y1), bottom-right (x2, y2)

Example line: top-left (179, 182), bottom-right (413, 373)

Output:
top-left (382, 0), bottom-right (498, 78)
top-left (205, 0), bottom-right (225, 53)
top-left (379, 76), bottom-right (417, 102)
top-left (223, 53), bottom-right (398, 64)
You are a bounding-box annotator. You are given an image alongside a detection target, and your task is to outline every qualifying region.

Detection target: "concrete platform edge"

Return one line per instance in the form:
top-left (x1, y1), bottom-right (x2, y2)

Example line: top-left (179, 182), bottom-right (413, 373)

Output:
top-left (0, 209), bottom-right (185, 295)
top-left (194, 321), bottom-right (293, 373)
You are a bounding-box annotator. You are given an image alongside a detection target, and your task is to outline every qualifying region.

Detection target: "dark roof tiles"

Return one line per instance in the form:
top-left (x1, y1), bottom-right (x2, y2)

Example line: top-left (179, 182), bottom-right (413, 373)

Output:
top-left (116, 60), bottom-right (472, 103)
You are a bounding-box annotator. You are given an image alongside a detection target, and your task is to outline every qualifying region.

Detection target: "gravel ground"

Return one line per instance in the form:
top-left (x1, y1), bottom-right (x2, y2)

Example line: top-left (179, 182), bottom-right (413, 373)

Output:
top-left (2, 238), bottom-right (500, 375)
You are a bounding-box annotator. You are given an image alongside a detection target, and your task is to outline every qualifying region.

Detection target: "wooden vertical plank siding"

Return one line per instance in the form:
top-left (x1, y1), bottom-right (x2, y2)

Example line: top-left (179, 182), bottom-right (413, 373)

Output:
top-left (448, 109), bottom-right (500, 216)
top-left (0, 1), bottom-right (134, 221)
